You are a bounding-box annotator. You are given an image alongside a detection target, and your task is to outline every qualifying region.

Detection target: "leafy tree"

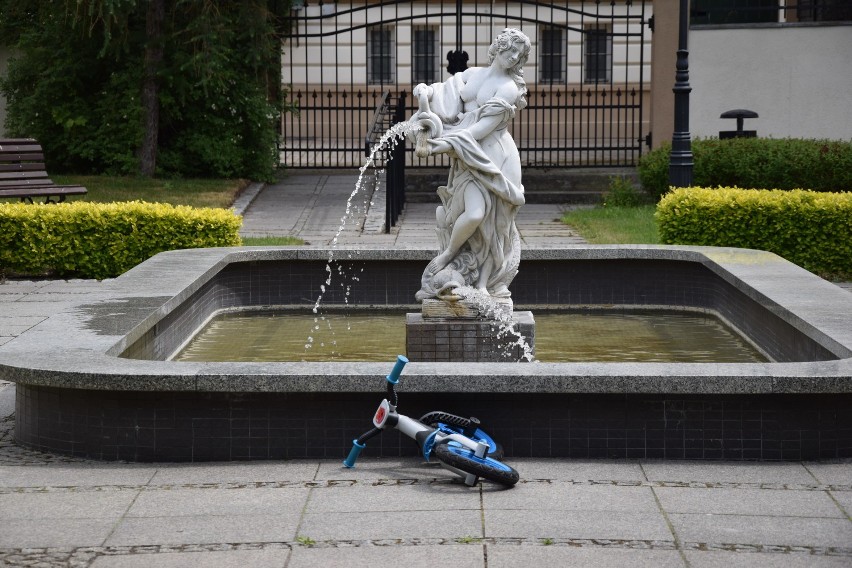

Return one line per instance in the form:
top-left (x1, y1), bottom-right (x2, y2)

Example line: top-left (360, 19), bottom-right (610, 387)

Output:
top-left (0, 0), bottom-right (290, 180)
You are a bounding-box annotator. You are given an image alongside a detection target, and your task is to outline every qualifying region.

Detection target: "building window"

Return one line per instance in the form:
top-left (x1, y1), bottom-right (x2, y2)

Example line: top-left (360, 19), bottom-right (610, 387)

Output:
top-left (538, 26), bottom-right (565, 84)
top-left (412, 27), bottom-right (439, 84)
top-left (691, 0), bottom-right (779, 25)
top-left (794, 0), bottom-right (852, 22)
top-left (690, 0), bottom-right (850, 25)
top-left (368, 26), bottom-right (395, 84)
top-left (584, 26), bottom-right (611, 84)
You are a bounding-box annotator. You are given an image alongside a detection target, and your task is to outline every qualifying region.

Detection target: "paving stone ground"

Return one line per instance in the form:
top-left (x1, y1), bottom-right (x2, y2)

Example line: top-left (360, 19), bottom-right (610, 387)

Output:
top-left (0, 398), bottom-right (850, 568)
top-left (1, 173), bottom-right (851, 567)
top-left (237, 172), bottom-right (587, 249)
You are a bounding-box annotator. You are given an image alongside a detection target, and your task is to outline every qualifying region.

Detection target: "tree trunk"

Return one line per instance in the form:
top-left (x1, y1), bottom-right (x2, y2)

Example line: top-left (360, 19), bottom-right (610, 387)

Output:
top-left (140, 0), bottom-right (165, 177)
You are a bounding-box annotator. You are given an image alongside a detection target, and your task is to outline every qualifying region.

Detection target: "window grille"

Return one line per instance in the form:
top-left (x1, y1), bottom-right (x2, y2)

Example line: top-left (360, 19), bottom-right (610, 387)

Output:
top-left (412, 27), bottom-right (440, 84)
top-left (691, 0), bottom-right (851, 25)
top-left (539, 27), bottom-right (566, 84)
top-left (584, 26), bottom-right (612, 84)
top-left (368, 26), bottom-right (395, 84)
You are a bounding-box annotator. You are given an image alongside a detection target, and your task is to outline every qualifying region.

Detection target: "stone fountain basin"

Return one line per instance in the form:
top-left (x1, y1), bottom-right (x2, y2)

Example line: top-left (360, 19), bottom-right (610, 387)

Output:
top-left (2, 245), bottom-right (851, 461)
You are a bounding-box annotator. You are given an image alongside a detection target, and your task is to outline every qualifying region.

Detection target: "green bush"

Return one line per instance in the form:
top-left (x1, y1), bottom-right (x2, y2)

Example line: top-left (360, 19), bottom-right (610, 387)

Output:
top-left (0, 2), bottom-right (285, 180)
top-left (602, 175), bottom-right (648, 208)
top-left (639, 138), bottom-right (852, 201)
top-left (656, 187), bottom-right (852, 277)
top-left (0, 202), bottom-right (242, 279)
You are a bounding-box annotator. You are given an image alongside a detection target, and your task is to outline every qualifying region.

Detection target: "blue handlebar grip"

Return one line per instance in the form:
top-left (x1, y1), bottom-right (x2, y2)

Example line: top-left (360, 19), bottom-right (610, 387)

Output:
top-left (386, 354), bottom-right (409, 384)
top-left (343, 439), bottom-right (366, 468)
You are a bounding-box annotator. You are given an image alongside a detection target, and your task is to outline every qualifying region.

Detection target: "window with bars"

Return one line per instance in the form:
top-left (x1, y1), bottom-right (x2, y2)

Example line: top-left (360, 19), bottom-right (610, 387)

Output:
top-left (368, 26), bottom-right (395, 84)
top-left (797, 0), bottom-right (852, 22)
top-left (538, 26), bottom-right (566, 84)
top-left (412, 27), bottom-right (440, 84)
top-left (690, 0), bottom-right (851, 25)
top-left (584, 26), bottom-right (612, 84)
top-left (691, 0), bottom-right (781, 24)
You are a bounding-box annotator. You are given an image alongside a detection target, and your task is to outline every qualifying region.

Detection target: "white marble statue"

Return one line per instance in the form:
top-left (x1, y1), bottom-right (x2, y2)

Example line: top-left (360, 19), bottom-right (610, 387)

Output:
top-left (410, 28), bottom-right (530, 303)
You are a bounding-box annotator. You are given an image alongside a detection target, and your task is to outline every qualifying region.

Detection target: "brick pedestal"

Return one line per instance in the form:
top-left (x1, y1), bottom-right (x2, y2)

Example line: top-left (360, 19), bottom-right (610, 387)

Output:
top-left (405, 311), bottom-right (535, 362)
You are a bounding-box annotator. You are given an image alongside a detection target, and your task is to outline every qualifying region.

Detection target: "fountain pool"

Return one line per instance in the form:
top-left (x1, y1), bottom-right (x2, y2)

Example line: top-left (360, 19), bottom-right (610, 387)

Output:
top-left (172, 309), bottom-right (767, 364)
top-left (2, 245), bottom-right (851, 461)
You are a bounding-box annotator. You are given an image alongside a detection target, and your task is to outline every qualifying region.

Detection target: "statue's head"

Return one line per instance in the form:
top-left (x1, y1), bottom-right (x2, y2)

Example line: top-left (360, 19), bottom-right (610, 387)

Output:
top-left (488, 28), bottom-right (531, 76)
top-left (488, 28), bottom-right (531, 107)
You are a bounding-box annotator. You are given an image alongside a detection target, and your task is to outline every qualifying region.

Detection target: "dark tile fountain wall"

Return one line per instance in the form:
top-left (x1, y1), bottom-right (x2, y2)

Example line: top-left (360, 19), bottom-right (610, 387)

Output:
top-left (16, 387), bottom-right (852, 461)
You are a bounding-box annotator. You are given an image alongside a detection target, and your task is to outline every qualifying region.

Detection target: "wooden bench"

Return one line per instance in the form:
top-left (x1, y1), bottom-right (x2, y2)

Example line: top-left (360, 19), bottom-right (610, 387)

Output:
top-left (0, 139), bottom-right (87, 203)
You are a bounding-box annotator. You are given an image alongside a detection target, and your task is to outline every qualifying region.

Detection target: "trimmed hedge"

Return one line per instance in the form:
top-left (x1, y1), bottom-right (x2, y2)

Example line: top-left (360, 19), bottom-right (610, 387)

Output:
top-left (639, 138), bottom-right (852, 201)
top-left (0, 201), bottom-right (242, 279)
top-left (656, 187), bottom-right (852, 277)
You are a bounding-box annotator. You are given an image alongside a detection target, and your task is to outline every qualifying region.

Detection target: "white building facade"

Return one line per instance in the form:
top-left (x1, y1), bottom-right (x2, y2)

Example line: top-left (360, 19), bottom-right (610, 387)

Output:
top-left (281, 0), bottom-right (653, 168)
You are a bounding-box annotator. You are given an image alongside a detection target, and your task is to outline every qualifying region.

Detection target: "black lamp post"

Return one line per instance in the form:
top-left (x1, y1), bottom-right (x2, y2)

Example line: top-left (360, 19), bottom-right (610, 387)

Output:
top-left (668, 0), bottom-right (693, 188)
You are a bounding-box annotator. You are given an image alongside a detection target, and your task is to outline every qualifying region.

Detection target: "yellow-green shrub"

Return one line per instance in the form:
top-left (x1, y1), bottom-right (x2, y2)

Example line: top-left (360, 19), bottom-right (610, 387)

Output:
top-left (0, 201), bottom-right (242, 279)
top-left (656, 187), bottom-right (852, 276)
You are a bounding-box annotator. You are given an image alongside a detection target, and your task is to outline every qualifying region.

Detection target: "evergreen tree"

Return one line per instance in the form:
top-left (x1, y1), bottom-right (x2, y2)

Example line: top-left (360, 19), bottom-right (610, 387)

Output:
top-left (0, 0), bottom-right (290, 179)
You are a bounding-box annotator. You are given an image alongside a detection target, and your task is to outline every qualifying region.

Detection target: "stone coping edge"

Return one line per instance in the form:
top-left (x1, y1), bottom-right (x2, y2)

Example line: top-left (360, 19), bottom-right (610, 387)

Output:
top-left (0, 244), bottom-right (850, 394)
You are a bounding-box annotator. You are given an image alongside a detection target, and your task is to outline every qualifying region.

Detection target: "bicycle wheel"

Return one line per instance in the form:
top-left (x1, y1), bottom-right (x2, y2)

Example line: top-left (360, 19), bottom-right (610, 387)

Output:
top-left (433, 443), bottom-right (519, 486)
top-left (419, 411), bottom-right (504, 459)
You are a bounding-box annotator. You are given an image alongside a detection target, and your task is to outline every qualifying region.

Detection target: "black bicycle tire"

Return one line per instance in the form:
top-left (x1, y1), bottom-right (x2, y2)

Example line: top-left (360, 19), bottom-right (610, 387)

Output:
top-left (433, 443), bottom-right (519, 486)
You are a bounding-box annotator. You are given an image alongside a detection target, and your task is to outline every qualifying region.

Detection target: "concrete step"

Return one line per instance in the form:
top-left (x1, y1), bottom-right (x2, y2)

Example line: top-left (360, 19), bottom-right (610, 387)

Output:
top-left (403, 167), bottom-right (638, 204)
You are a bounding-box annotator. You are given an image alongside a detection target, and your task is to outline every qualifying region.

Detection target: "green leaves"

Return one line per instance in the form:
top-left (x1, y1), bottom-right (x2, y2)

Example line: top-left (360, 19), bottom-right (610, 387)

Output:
top-left (0, 0), bottom-right (287, 180)
top-left (657, 187), bottom-right (852, 278)
top-left (0, 201), bottom-right (242, 279)
top-left (639, 139), bottom-right (852, 201)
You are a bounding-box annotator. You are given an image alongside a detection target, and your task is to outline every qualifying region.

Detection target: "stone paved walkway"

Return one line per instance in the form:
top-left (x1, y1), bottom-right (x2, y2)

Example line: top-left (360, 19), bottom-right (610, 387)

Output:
top-left (0, 389), bottom-right (851, 568)
top-left (0, 173), bottom-right (850, 567)
top-left (238, 172), bottom-right (587, 249)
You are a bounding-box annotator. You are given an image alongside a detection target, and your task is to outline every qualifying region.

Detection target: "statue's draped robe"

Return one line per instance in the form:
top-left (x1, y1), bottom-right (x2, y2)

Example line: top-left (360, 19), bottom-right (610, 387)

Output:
top-left (415, 72), bottom-right (526, 300)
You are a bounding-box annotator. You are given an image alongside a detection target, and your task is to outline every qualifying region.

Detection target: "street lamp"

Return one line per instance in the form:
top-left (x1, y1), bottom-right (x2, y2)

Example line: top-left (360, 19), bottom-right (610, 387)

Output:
top-left (669, 0), bottom-right (693, 188)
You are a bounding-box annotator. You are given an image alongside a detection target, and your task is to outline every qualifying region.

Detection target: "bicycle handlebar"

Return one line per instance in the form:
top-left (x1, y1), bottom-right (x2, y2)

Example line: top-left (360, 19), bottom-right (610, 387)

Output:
top-left (343, 439), bottom-right (366, 468)
top-left (386, 354), bottom-right (408, 384)
top-left (343, 356), bottom-right (410, 469)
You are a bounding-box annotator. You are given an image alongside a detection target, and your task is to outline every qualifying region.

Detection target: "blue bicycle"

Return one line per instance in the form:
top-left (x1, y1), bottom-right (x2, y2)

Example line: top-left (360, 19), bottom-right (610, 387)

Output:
top-left (343, 355), bottom-right (519, 487)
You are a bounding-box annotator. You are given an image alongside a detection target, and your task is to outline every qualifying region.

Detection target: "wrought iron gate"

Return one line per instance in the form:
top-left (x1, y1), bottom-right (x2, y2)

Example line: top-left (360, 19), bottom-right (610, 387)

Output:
top-left (281, 0), bottom-right (650, 169)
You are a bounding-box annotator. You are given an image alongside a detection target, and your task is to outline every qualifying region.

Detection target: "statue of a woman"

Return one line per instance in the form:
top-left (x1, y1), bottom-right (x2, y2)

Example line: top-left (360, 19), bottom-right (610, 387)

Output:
top-left (410, 28), bottom-right (530, 303)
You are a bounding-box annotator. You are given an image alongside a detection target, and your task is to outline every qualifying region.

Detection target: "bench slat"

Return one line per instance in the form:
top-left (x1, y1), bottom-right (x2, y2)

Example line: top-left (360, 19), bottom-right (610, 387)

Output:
top-left (0, 171), bottom-right (51, 180)
top-left (0, 144), bottom-right (43, 154)
top-left (0, 141), bottom-right (42, 149)
top-left (0, 186), bottom-right (86, 194)
top-left (0, 180), bottom-right (54, 188)
top-left (0, 182), bottom-right (56, 189)
top-left (0, 152), bottom-right (46, 162)
top-left (0, 163), bottom-right (47, 173)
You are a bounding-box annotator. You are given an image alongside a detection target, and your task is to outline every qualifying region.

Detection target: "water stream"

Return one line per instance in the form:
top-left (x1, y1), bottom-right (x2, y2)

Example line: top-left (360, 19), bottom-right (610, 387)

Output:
top-left (305, 121), bottom-right (417, 356)
top-left (447, 286), bottom-right (535, 362)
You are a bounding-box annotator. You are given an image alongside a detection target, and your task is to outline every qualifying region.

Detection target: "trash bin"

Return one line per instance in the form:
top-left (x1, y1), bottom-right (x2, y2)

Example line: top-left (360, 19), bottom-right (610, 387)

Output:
top-left (719, 109), bottom-right (758, 139)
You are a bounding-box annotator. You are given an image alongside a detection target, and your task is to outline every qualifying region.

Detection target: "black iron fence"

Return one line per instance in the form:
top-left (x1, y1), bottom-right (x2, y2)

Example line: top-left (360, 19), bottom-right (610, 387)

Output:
top-left (281, 0), bottom-right (650, 170)
top-left (691, 0), bottom-right (851, 25)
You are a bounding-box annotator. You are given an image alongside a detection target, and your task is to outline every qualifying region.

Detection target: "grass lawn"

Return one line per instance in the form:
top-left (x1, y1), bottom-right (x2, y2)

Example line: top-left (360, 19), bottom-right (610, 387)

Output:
top-left (45, 175), bottom-right (251, 209)
top-left (241, 236), bottom-right (304, 246)
top-left (561, 205), bottom-right (659, 244)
